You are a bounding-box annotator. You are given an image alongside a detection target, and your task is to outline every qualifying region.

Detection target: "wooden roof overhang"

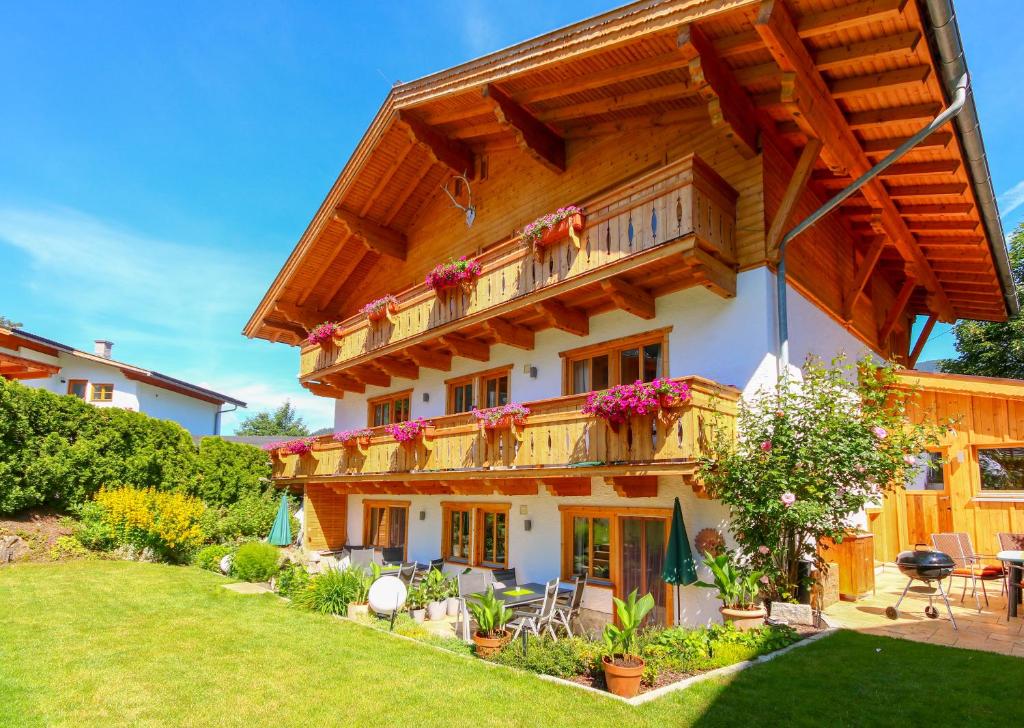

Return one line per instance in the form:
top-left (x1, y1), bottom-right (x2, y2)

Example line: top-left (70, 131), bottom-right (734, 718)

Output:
top-left (245, 0), bottom-right (1015, 347)
top-left (0, 351), bottom-right (61, 380)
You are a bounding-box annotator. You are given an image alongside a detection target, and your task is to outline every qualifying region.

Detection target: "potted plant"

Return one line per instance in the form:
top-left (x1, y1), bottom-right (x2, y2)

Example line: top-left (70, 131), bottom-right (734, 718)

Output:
top-left (466, 587), bottom-right (512, 658)
top-left (425, 256), bottom-right (482, 294)
top-left (423, 568), bottom-right (449, 621)
top-left (522, 205), bottom-right (585, 257)
top-left (407, 583), bottom-right (427, 623)
top-left (472, 403), bottom-right (530, 432)
top-left (601, 589), bottom-right (655, 698)
top-left (283, 437), bottom-right (317, 456)
top-left (695, 552), bottom-right (767, 631)
top-left (581, 381), bottom-right (660, 433)
top-left (445, 575), bottom-right (461, 617)
top-left (360, 294), bottom-right (399, 324)
top-left (306, 321), bottom-right (339, 349)
top-left (651, 377), bottom-right (691, 410)
top-left (385, 418), bottom-right (433, 446)
top-left (345, 564), bottom-right (378, 620)
top-left (333, 428), bottom-right (373, 448)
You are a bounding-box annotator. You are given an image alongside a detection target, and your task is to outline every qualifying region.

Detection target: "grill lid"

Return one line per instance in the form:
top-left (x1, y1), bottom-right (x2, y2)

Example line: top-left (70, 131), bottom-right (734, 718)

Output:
top-left (896, 546), bottom-right (955, 570)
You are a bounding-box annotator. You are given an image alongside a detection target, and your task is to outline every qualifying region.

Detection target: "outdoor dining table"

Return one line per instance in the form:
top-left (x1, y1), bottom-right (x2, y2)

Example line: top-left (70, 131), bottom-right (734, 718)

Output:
top-left (487, 581), bottom-right (573, 608)
top-left (997, 550), bottom-right (1024, 619)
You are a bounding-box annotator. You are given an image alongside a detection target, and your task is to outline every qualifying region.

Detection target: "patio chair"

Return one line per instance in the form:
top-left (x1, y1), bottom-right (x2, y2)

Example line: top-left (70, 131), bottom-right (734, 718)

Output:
top-left (491, 568), bottom-right (517, 588)
top-left (553, 574), bottom-right (587, 637)
top-left (456, 571), bottom-right (490, 642)
top-left (381, 547), bottom-right (404, 565)
top-left (397, 562), bottom-right (417, 585)
top-left (997, 533), bottom-right (1024, 620)
top-left (508, 579), bottom-right (560, 642)
top-left (931, 532), bottom-right (1004, 611)
top-left (349, 548), bottom-right (377, 572)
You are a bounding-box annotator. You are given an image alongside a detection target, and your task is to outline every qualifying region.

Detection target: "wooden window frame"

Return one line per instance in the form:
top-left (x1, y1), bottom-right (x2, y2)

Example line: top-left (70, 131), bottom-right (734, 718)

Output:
top-left (440, 501), bottom-right (510, 568)
top-left (362, 499), bottom-right (411, 560)
top-left (974, 443), bottom-right (1024, 496)
top-left (903, 446), bottom-right (949, 495)
top-left (559, 327), bottom-right (672, 395)
top-left (444, 365), bottom-right (512, 415)
top-left (90, 383), bottom-right (114, 402)
top-left (67, 379), bottom-right (88, 399)
top-left (566, 513), bottom-right (613, 586)
top-left (366, 389), bottom-right (413, 428)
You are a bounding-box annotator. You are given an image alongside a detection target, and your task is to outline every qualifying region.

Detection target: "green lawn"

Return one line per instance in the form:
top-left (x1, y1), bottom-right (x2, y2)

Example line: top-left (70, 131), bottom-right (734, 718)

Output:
top-left (0, 562), bottom-right (1020, 727)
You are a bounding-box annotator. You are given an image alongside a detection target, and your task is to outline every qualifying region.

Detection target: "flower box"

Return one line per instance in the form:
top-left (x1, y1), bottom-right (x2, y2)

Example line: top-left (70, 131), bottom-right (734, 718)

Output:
top-left (306, 322), bottom-right (339, 348)
top-left (582, 378), bottom-right (691, 431)
top-left (425, 256), bottom-right (482, 295)
top-left (333, 428), bottom-right (373, 448)
top-left (360, 294), bottom-right (399, 324)
top-left (279, 437), bottom-right (317, 456)
top-left (522, 206), bottom-right (585, 256)
top-left (385, 418), bottom-right (433, 444)
top-left (472, 403), bottom-right (530, 431)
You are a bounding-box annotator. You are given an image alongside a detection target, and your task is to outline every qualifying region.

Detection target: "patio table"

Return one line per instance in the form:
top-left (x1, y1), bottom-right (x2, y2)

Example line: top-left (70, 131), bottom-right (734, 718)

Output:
top-left (997, 550), bottom-right (1024, 619)
top-left (486, 582), bottom-right (572, 609)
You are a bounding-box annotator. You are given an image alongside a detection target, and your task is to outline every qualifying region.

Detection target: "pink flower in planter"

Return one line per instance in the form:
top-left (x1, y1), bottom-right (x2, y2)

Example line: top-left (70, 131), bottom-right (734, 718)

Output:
top-left (306, 321), bottom-right (338, 346)
top-left (872, 426), bottom-right (888, 440)
top-left (757, 545), bottom-right (770, 555)
top-left (760, 440), bottom-right (773, 453)
top-left (903, 454), bottom-right (918, 466)
top-left (780, 492), bottom-right (796, 507)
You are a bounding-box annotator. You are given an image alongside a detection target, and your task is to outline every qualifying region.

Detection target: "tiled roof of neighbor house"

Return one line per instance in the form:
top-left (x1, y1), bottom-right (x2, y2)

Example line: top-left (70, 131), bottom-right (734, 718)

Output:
top-left (0, 327), bottom-right (246, 408)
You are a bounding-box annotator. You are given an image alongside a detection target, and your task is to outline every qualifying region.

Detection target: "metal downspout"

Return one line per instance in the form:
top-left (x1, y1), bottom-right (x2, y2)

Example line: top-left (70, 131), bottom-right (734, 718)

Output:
top-left (775, 73), bottom-right (970, 373)
top-left (214, 403), bottom-right (238, 436)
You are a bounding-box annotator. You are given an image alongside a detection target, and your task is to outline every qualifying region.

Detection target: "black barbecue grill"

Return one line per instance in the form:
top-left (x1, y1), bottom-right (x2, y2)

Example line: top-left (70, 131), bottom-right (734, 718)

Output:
top-left (886, 545), bottom-right (957, 629)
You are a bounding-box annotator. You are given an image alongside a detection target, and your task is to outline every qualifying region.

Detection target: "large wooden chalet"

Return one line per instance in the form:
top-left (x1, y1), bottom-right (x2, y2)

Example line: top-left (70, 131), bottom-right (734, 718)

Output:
top-left (245, 0), bottom-right (1015, 625)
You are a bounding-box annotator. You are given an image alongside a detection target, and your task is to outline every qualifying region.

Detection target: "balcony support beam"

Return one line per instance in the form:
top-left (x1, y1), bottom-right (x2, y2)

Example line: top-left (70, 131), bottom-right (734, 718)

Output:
top-left (394, 110), bottom-right (475, 178)
top-left (482, 318), bottom-right (535, 350)
top-left (322, 373), bottom-right (365, 393)
top-left (606, 476), bottom-right (658, 498)
top-left (542, 478), bottom-right (591, 497)
top-left (332, 208), bottom-right (407, 261)
top-left (372, 357), bottom-right (419, 380)
top-left (439, 334), bottom-right (490, 362)
top-left (482, 84), bottom-right (565, 173)
top-left (601, 278), bottom-right (655, 319)
top-left (348, 367), bottom-right (390, 388)
top-left (535, 300), bottom-right (589, 336)
top-left (878, 276), bottom-right (917, 344)
top-left (405, 347), bottom-right (452, 372)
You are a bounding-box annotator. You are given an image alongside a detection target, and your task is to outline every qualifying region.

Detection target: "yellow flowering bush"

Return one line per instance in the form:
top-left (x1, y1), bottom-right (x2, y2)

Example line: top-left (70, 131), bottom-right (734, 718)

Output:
top-left (93, 487), bottom-right (206, 561)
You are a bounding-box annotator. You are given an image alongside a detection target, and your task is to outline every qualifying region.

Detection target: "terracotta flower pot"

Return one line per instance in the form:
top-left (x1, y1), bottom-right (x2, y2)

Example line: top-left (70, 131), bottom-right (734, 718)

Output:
top-left (357, 435), bottom-right (372, 448)
top-left (719, 605), bottom-right (767, 631)
top-left (602, 655), bottom-right (645, 698)
top-left (472, 628), bottom-right (511, 659)
top-left (539, 212), bottom-right (585, 247)
top-left (659, 394), bottom-right (682, 409)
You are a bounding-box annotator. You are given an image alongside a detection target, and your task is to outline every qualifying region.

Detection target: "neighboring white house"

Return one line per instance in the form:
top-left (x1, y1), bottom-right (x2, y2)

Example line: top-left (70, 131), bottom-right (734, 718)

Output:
top-left (0, 327), bottom-right (245, 436)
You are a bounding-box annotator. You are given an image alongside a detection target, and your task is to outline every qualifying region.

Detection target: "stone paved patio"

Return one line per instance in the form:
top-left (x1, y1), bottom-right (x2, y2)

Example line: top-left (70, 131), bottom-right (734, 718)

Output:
top-left (824, 565), bottom-right (1024, 657)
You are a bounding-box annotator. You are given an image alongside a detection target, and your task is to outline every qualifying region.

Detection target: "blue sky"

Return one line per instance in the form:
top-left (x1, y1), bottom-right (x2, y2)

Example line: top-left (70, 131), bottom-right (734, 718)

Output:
top-left (1, 2), bottom-right (1021, 432)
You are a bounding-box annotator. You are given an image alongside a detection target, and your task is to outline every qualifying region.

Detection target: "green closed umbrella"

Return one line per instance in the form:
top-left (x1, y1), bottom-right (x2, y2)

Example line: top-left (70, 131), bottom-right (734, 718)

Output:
top-left (662, 496), bottom-right (697, 625)
top-left (268, 494), bottom-right (292, 546)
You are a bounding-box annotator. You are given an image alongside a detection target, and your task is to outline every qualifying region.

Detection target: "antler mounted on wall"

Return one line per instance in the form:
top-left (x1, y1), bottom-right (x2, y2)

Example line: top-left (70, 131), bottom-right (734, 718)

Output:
top-left (441, 173), bottom-right (476, 228)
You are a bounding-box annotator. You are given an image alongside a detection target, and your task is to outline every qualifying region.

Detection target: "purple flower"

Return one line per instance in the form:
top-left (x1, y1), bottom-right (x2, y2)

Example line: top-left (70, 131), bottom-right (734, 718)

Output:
top-left (781, 492), bottom-right (796, 507)
top-left (872, 426), bottom-right (888, 440)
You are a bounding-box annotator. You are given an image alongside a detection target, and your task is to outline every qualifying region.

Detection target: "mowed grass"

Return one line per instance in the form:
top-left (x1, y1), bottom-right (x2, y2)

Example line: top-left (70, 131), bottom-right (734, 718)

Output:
top-left (1, 562), bottom-right (1020, 727)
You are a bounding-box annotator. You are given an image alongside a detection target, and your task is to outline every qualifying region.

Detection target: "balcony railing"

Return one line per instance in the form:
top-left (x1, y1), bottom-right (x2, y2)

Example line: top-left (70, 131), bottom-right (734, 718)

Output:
top-left (299, 154), bottom-right (738, 383)
top-left (271, 376), bottom-right (737, 490)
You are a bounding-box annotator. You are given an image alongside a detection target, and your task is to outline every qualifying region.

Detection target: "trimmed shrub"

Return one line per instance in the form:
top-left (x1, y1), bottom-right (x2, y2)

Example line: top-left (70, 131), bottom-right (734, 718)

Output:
top-left (195, 437), bottom-right (271, 506)
top-left (90, 486), bottom-right (206, 562)
top-left (193, 544), bottom-right (233, 572)
top-left (230, 542), bottom-right (280, 582)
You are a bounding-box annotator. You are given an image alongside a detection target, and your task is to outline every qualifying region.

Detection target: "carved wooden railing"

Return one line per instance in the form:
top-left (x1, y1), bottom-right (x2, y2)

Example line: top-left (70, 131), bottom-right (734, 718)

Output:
top-left (299, 154), bottom-right (737, 379)
top-left (271, 376), bottom-right (737, 480)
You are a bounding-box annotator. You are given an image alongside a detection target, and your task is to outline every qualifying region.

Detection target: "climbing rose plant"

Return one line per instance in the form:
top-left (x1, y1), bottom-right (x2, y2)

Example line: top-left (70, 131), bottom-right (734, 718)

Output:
top-left (699, 356), bottom-right (946, 602)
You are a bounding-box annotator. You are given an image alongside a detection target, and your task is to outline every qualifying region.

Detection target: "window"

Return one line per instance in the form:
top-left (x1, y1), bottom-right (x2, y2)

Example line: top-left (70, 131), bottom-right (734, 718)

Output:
top-left (363, 501), bottom-right (409, 558)
top-left (441, 502), bottom-right (510, 568)
top-left (90, 383), bottom-right (113, 402)
top-left (978, 447), bottom-right (1024, 491)
top-left (571, 515), bottom-right (611, 582)
top-left (477, 507), bottom-right (508, 567)
top-left (67, 380), bottom-right (88, 399)
top-left (445, 366), bottom-right (512, 414)
top-left (367, 390), bottom-right (412, 427)
top-left (444, 507), bottom-right (472, 562)
top-left (561, 328), bottom-right (670, 395)
top-left (905, 451), bottom-right (945, 491)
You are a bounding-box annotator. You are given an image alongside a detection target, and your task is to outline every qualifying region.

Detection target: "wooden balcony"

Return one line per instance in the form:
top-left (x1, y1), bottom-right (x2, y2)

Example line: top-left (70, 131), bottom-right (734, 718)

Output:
top-left (299, 154), bottom-right (738, 392)
top-left (271, 375), bottom-right (737, 498)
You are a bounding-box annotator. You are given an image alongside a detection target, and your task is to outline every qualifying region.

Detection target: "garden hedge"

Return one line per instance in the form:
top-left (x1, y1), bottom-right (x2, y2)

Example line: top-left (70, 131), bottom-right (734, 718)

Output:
top-left (0, 378), bottom-right (270, 514)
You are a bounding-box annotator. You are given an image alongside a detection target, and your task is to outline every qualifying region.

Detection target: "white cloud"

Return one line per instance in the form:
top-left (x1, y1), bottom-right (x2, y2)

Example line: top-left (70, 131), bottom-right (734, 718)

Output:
top-left (997, 179), bottom-right (1024, 219)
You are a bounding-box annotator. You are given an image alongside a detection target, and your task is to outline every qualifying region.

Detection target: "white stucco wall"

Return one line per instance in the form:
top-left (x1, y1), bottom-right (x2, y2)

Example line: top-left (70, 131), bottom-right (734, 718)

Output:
top-left (6, 346), bottom-right (223, 436)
